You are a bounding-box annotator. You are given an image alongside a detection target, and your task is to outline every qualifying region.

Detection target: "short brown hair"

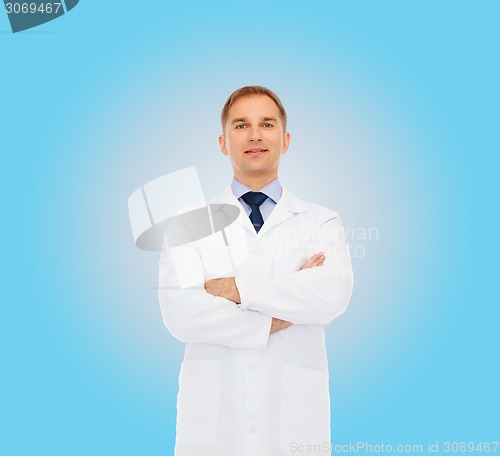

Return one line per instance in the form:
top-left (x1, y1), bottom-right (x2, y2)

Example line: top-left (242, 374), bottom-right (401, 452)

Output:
top-left (221, 86), bottom-right (287, 132)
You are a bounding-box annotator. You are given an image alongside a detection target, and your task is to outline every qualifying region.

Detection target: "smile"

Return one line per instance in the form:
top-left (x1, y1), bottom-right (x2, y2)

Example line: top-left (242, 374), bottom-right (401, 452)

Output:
top-left (245, 149), bottom-right (267, 155)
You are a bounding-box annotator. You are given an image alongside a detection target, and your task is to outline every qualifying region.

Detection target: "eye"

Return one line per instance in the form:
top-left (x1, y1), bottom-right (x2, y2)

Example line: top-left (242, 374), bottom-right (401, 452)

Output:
top-left (263, 123), bottom-right (274, 128)
top-left (235, 124), bottom-right (247, 129)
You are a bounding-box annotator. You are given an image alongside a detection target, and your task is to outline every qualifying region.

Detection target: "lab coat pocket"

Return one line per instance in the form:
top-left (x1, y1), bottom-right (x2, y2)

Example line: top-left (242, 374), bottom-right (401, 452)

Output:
top-left (280, 364), bottom-right (331, 451)
top-left (176, 359), bottom-right (221, 445)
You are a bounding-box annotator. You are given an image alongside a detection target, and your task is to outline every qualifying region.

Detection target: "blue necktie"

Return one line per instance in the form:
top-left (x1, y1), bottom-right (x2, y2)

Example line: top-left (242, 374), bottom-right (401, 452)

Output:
top-left (241, 192), bottom-right (268, 233)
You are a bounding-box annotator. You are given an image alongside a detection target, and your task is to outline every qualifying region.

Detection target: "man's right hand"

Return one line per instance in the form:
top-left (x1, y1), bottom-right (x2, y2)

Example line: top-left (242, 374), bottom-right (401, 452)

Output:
top-left (269, 252), bottom-right (326, 334)
top-left (270, 317), bottom-right (293, 334)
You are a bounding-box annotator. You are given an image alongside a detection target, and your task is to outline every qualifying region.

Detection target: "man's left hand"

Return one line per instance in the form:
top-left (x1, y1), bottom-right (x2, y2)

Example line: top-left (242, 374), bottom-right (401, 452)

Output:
top-left (204, 277), bottom-right (241, 304)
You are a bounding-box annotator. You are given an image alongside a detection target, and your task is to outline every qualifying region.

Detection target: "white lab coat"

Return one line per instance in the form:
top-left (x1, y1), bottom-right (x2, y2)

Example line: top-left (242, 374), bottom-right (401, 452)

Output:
top-left (158, 186), bottom-right (353, 456)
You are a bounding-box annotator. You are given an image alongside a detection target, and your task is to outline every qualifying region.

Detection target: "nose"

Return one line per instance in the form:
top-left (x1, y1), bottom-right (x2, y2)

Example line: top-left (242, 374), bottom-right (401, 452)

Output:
top-left (248, 125), bottom-right (262, 142)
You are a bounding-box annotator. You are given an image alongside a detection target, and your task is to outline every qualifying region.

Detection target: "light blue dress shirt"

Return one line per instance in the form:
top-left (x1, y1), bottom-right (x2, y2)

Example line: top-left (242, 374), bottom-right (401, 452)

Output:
top-left (230, 177), bottom-right (282, 223)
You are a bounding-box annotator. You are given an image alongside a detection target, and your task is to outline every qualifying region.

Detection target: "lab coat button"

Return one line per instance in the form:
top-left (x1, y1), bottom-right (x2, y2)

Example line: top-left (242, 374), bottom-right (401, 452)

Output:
top-left (249, 365), bottom-right (257, 373)
top-left (249, 426), bottom-right (257, 433)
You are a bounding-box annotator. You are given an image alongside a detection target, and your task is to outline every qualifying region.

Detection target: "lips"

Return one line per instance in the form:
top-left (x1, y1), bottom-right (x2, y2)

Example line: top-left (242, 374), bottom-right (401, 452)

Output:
top-left (245, 148), bottom-right (267, 155)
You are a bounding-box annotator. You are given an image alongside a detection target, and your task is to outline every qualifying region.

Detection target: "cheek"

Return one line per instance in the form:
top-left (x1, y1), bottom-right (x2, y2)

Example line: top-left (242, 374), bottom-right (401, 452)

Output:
top-left (272, 135), bottom-right (285, 150)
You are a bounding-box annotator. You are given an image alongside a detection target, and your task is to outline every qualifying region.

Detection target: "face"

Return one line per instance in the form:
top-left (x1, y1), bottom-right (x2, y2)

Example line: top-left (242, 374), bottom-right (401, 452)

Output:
top-left (219, 95), bottom-right (290, 185)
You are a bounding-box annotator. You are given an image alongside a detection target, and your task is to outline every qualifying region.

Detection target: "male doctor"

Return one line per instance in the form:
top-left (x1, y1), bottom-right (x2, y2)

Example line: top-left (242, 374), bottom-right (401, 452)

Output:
top-left (159, 86), bottom-right (353, 455)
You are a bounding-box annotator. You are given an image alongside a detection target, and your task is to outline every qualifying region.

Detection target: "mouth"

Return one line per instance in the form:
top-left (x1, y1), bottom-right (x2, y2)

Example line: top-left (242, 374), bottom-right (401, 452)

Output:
top-left (245, 148), bottom-right (267, 156)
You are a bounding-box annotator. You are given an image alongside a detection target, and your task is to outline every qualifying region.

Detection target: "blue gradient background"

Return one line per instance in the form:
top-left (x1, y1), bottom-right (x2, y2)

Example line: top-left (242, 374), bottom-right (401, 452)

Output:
top-left (1, 1), bottom-right (498, 454)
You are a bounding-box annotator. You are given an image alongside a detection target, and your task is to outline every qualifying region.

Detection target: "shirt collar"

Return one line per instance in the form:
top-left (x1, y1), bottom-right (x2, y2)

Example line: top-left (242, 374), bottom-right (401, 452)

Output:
top-left (231, 177), bottom-right (282, 203)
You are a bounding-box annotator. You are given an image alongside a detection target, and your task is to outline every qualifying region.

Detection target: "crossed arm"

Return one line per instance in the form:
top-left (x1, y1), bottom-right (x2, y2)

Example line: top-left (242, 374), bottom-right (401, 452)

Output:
top-left (204, 252), bottom-right (326, 334)
top-left (159, 216), bottom-right (353, 349)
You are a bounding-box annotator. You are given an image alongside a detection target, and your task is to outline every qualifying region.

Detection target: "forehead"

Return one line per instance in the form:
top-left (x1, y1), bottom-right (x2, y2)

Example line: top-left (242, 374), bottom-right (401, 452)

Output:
top-left (227, 95), bottom-right (281, 120)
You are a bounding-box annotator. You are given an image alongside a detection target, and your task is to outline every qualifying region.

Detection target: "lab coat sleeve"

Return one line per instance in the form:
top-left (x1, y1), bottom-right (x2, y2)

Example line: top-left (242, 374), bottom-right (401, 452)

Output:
top-left (235, 215), bottom-right (354, 325)
top-left (158, 238), bottom-right (273, 350)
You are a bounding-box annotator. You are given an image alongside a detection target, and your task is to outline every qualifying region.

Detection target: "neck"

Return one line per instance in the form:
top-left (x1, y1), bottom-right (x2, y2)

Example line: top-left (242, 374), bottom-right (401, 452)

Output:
top-left (234, 173), bottom-right (278, 192)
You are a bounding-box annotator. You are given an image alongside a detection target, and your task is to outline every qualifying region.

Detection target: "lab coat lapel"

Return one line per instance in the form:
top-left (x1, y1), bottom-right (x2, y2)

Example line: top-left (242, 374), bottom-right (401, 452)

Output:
top-left (256, 197), bottom-right (291, 236)
top-left (210, 186), bottom-right (256, 233)
top-left (258, 187), bottom-right (307, 236)
top-left (210, 185), bottom-right (308, 237)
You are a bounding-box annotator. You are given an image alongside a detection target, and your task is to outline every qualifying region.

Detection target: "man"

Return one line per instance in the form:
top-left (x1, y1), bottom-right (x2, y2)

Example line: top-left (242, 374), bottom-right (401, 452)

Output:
top-left (159, 86), bottom-right (353, 455)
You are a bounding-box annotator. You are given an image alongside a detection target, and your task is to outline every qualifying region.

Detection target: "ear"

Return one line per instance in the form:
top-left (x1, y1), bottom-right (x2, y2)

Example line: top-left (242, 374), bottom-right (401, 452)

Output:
top-left (281, 131), bottom-right (291, 155)
top-left (219, 134), bottom-right (229, 156)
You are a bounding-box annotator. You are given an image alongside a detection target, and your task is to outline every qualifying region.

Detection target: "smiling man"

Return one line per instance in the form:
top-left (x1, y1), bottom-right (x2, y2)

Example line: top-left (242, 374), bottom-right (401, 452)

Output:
top-left (219, 92), bottom-right (291, 192)
top-left (159, 86), bottom-right (353, 455)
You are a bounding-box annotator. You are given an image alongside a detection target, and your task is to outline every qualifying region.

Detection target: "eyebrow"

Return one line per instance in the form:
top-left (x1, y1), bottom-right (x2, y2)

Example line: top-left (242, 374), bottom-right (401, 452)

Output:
top-left (231, 116), bottom-right (278, 124)
top-left (262, 116), bottom-right (277, 122)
